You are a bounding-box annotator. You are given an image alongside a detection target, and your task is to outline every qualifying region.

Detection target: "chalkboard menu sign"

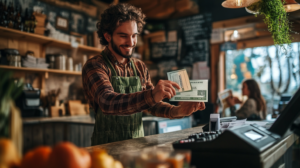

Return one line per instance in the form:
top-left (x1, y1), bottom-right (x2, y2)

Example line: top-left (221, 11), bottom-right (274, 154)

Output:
top-left (177, 13), bottom-right (212, 65)
top-left (150, 42), bottom-right (178, 59)
top-left (149, 13), bottom-right (212, 66)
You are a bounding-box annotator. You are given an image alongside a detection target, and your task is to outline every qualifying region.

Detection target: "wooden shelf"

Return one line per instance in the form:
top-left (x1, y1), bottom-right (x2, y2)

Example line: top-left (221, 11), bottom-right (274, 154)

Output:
top-left (47, 69), bottom-right (81, 75)
top-left (0, 65), bottom-right (81, 76)
top-left (0, 27), bottom-right (103, 53)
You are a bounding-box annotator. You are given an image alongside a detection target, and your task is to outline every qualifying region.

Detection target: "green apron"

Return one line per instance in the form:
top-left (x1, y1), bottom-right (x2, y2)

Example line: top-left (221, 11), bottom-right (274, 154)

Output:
top-left (91, 52), bottom-right (144, 145)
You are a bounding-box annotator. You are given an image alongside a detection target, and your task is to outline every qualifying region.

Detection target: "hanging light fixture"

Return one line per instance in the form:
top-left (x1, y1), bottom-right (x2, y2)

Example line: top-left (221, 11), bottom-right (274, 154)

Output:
top-left (284, 0), bottom-right (300, 12)
top-left (222, 0), bottom-right (260, 8)
top-left (236, 0), bottom-right (243, 6)
top-left (222, 0), bottom-right (300, 12)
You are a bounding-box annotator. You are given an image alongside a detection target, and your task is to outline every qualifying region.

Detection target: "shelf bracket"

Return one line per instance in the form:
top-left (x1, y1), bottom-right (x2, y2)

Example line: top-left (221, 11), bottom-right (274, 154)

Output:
top-left (45, 72), bottom-right (49, 79)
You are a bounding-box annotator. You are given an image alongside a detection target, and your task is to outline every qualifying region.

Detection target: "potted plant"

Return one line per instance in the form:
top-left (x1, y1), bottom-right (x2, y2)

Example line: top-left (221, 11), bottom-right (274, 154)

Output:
top-left (0, 69), bottom-right (24, 154)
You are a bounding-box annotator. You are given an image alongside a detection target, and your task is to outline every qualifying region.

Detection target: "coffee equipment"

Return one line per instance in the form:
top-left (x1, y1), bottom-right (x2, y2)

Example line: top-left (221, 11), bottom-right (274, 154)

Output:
top-left (46, 54), bottom-right (67, 70)
top-left (55, 54), bottom-right (66, 70)
top-left (0, 49), bottom-right (20, 66)
top-left (15, 83), bottom-right (43, 117)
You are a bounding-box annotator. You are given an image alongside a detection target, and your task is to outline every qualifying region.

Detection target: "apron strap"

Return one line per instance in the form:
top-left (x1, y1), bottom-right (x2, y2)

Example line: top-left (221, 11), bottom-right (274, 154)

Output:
top-left (130, 59), bottom-right (138, 76)
top-left (102, 51), bottom-right (118, 77)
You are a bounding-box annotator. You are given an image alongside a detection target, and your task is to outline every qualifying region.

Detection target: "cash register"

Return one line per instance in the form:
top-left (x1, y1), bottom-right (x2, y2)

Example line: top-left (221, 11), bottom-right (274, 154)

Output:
top-left (173, 88), bottom-right (300, 167)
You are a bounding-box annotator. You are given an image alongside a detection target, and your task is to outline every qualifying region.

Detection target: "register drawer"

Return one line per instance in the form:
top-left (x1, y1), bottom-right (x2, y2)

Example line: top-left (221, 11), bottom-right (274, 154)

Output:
top-left (143, 117), bottom-right (191, 136)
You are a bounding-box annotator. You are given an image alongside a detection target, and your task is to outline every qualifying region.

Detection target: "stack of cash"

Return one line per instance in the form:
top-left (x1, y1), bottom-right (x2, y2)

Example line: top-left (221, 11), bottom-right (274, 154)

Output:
top-left (167, 69), bottom-right (208, 102)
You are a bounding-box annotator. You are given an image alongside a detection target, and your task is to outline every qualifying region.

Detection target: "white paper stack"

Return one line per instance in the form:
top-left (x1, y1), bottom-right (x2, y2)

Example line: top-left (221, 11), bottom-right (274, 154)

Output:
top-left (22, 55), bottom-right (49, 69)
top-left (220, 119), bottom-right (247, 130)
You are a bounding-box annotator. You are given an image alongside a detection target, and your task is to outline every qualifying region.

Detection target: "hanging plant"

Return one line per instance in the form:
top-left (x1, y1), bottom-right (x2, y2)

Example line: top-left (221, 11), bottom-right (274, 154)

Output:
top-left (248, 0), bottom-right (292, 54)
top-left (222, 0), bottom-right (300, 54)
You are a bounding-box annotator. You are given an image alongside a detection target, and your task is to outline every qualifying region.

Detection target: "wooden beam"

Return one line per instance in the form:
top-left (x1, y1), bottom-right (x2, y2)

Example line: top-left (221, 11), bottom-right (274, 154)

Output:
top-left (213, 15), bottom-right (264, 29)
top-left (236, 33), bottom-right (300, 49)
top-left (210, 44), bottom-right (220, 104)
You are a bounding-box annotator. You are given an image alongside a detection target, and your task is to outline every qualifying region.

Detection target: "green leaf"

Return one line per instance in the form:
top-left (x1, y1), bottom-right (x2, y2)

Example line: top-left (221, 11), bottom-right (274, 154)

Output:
top-left (249, 0), bottom-right (292, 54)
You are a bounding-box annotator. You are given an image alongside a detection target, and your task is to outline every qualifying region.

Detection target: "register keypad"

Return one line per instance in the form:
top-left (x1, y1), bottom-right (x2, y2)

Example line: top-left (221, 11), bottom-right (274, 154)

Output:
top-left (173, 130), bottom-right (223, 144)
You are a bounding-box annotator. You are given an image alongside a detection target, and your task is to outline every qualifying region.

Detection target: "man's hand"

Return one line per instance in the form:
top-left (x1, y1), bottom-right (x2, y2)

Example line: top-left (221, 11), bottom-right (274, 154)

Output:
top-left (171, 102), bottom-right (206, 118)
top-left (152, 80), bottom-right (181, 103)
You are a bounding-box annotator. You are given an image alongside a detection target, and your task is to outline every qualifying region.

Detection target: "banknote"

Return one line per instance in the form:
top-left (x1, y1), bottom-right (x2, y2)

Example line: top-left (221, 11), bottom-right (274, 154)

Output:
top-left (167, 69), bottom-right (192, 92)
top-left (169, 80), bottom-right (208, 102)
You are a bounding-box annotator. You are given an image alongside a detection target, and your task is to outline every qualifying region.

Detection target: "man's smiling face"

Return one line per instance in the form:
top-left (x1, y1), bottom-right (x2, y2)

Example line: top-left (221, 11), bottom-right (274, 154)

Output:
top-left (110, 20), bottom-right (138, 58)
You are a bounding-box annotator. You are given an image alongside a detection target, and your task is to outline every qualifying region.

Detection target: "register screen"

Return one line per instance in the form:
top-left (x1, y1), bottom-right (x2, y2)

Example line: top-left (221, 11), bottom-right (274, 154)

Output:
top-left (244, 130), bottom-right (263, 141)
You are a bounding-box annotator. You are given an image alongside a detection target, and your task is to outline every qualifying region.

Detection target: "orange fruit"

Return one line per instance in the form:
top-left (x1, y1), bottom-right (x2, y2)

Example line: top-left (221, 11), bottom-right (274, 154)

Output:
top-left (46, 142), bottom-right (91, 168)
top-left (0, 138), bottom-right (20, 168)
top-left (20, 146), bottom-right (52, 168)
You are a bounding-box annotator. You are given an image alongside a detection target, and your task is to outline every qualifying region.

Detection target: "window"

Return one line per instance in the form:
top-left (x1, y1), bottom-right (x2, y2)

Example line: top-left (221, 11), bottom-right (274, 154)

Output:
top-left (225, 42), bottom-right (300, 114)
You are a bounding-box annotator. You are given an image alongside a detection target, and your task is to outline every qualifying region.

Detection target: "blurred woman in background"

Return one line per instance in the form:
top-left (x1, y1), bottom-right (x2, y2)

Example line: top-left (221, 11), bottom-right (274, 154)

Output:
top-left (227, 79), bottom-right (267, 120)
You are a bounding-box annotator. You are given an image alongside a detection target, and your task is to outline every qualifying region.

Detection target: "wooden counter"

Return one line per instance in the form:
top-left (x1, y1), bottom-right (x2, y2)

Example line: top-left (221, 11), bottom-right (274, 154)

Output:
top-left (86, 126), bottom-right (297, 168)
top-left (85, 126), bottom-right (203, 157)
top-left (22, 115), bottom-right (95, 124)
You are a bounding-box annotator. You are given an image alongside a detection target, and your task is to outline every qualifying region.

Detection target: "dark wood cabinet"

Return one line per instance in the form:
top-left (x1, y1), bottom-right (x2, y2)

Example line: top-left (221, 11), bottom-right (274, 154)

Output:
top-left (23, 122), bottom-right (94, 154)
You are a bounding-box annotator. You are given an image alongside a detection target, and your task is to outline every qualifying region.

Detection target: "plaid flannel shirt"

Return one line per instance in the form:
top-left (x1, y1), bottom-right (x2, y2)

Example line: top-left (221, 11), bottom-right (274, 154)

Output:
top-left (82, 47), bottom-right (178, 119)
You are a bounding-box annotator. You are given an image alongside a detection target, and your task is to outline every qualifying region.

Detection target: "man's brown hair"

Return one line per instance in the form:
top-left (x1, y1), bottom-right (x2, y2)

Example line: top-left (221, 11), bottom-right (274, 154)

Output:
top-left (97, 3), bottom-right (146, 45)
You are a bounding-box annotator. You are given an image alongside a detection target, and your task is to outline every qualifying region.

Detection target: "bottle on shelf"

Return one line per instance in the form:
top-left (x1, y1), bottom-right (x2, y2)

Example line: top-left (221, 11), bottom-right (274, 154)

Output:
top-left (7, 1), bottom-right (14, 28)
top-left (0, 0), bottom-right (3, 10)
top-left (1, 0), bottom-right (8, 27)
top-left (14, 4), bottom-right (22, 30)
top-left (0, 0), bottom-right (3, 27)
top-left (29, 9), bottom-right (36, 33)
top-left (23, 8), bottom-right (29, 32)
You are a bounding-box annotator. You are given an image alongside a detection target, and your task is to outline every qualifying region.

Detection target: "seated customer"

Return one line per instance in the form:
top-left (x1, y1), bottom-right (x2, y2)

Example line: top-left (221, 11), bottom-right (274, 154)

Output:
top-left (227, 79), bottom-right (267, 120)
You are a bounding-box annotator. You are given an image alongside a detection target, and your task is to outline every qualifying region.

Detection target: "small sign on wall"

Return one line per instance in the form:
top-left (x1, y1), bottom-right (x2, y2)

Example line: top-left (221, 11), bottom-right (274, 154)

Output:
top-left (56, 16), bottom-right (68, 31)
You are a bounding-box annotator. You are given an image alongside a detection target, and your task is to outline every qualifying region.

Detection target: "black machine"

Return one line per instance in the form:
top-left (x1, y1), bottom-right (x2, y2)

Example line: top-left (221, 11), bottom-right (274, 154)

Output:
top-left (15, 83), bottom-right (43, 117)
top-left (0, 49), bottom-right (20, 65)
top-left (173, 88), bottom-right (300, 168)
top-left (278, 95), bottom-right (292, 113)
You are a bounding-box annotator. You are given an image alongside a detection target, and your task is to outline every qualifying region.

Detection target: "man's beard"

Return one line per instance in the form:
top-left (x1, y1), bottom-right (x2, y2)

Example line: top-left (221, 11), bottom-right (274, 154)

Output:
top-left (111, 38), bottom-right (135, 59)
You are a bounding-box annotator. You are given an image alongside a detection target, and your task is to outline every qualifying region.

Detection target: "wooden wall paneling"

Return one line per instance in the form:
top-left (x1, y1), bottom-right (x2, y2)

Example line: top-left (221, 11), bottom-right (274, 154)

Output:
top-left (210, 44), bottom-right (220, 104)
top-left (128, 0), bottom-right (158, 14)
top-left (23, 125), bottom-right (33, 154)
top-left (88, 125), bottom-right (93, 147)
top-left (219, 51), bottom-right (226, 93)
top-left (18, 40), bottom-right (28, 56)
top-left (0, 37), bottom-right (8, 49)
top-left (11, 71), bottom-right (40, 89)
top-left (43, 123), bottom-right (54, 146)
top-left (12, 71), bottom-right (26, 80)
top-left (64, 123), bottom-right (70, 142)
top-left (65, 124), bottom-right (80, 146)
top-left (237, 36), bottom-right (274, 49)
top-left (212, 15), bottom-right (264, 29)
top-left (83, 125), bottom-right (93, 147)
top-left (31, 124), bottom-right (44, 149)
top-left (54, 123), bottom-right (64, 144)
top-left (27, 42), bottom-right (41, 57)
top-left (8, 38), bottom-right (19, 49)
top-left (70, 124), bottom-right (80, 146)
top-left (41, 44), bottom-right (46, 58)
top-left (31, 74), bottom-right (41, 89)
top-left (78, 125), bottom-right (84, 147)
top-left (40, 73), bottom-right (46, 97)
